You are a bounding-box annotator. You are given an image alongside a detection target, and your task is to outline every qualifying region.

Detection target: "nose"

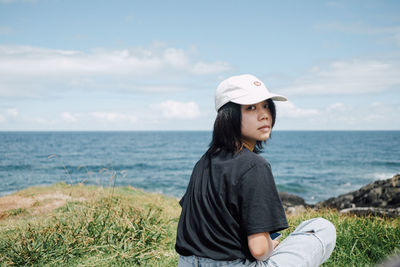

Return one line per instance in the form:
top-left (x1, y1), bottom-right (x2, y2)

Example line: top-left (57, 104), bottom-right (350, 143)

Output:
top-left (258, 109), bottom-right (269, 121)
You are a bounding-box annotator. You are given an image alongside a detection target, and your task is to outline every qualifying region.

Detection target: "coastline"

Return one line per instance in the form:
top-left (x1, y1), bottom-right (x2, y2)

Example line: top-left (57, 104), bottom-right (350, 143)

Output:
top-left (2, 130), bottom-right (399, 203)
top-left (0, 176), bottom-right (399, 266)
top-left (280, 174), bottom-right (400, 218)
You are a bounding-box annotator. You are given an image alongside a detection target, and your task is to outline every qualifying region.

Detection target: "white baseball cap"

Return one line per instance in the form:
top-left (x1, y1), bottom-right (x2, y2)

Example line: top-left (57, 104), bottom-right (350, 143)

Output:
top-left (215, 74), bottom-right (287, 111)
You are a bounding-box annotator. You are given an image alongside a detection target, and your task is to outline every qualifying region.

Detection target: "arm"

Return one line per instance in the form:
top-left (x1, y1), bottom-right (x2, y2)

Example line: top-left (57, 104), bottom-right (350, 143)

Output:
top-left (248, 232), bottom-right (279, 261)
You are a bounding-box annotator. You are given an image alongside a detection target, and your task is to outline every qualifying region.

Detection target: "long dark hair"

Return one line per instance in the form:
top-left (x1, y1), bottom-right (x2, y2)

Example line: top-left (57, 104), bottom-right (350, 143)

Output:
top-left (206, 99), bottom-right (276, 156)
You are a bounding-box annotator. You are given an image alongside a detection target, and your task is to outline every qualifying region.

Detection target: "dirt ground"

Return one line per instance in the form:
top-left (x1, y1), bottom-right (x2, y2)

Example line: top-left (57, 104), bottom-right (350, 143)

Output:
top-left (0, 192), bottom-right (85, 219)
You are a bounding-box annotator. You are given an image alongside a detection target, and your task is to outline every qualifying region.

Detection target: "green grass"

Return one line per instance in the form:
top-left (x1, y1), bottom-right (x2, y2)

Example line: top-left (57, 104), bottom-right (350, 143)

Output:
top-left (4, 208), bottom-right (28, 217)
top-left (0, 183), bottom-right (399, 266)
top-left (0, 183), bottom-right (180, 266)
top-left (285, 209), bottom-right (400, 267)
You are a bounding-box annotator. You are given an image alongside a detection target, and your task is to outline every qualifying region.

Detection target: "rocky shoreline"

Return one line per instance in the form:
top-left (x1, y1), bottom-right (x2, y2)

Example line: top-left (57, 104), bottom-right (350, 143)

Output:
top-left (279, 174), bottom-right (400, 217)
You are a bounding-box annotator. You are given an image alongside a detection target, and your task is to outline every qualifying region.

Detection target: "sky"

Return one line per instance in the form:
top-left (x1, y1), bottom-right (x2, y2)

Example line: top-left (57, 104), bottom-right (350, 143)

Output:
top-left (0, 0), bottom-right (399, 131)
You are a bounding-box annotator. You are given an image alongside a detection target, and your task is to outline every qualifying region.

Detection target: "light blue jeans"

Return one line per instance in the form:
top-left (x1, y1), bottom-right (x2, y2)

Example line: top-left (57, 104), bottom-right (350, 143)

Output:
top-left (178, 217), bottom-right (336, 267)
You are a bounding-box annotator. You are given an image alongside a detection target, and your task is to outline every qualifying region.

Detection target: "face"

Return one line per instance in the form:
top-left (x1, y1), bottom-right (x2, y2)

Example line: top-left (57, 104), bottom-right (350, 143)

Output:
top-left (241, 100), bottom-right (273, 148)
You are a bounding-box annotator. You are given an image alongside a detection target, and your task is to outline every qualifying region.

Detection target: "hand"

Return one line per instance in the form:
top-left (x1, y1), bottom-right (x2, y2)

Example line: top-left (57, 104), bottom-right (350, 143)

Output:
top-left (272, 239), bottom-right (280, 249)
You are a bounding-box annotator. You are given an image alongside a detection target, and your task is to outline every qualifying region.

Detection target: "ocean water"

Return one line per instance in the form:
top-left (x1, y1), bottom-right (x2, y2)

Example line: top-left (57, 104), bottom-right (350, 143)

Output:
top-left (0, 131), bottom-right (399, 204)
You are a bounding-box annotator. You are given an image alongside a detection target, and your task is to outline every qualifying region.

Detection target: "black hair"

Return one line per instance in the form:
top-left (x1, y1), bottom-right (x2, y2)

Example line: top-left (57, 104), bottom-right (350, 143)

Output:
top-left (207, 99), bottom-right (276, 156)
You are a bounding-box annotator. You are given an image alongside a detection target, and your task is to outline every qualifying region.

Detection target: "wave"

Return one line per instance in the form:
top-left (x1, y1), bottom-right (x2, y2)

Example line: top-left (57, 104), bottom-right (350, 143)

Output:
top-left (370, 172), bottom-right (398, 181)
top-left (276, 182), bottom-right (308, 194)
top-left (0, 164), bottom-right (34, 171)
top-left (52, 163), bottom-right (192, 173)
top-left (54, 163), bottom-right (159, 172)
top-left (370, 161), bottom-right (400, 167)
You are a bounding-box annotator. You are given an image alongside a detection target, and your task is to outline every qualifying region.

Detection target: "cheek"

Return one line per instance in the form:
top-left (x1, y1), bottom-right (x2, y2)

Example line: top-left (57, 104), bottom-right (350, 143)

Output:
top-left (241, 114), bottom-right (253, 132)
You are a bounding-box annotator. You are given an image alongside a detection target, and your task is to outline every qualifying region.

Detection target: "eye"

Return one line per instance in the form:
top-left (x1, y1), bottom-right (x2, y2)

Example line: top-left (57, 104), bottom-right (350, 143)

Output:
top-left (246, 105), bottom-right (256, 110)
top-left (264, 103), bottom-right (269, 109)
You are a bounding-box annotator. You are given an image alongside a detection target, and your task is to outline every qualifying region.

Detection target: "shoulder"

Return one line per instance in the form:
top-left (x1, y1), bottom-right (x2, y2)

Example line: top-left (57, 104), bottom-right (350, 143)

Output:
top-left (213, 148), bottom-right (272, 182)
top-left (235, 149), bottom-right (275, 186)
top-left (237, 148), bottom-right (271, 171)
top-left (207, 149), bottom-right (271, 179)
top-left (192, 153), bottom-right (209, 170)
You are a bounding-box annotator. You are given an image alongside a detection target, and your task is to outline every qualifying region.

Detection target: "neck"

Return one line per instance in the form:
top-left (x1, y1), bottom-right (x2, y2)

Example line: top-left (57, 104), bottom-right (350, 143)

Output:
top-left (242, 140), bottom-right (255, 151)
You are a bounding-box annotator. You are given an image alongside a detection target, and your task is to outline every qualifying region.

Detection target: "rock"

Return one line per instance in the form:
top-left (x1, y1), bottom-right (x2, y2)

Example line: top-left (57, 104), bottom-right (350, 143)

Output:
top-left (286, 205), bottom-right (307, 216)
top-left (277, 174), bottom-right (400, 217)
top-left (317, 174), bottom-right (400, 217)
top-left (378, 253), bottom-right (400, 267)
top-left (339, 207), bottom-right (400, 218)
top-left (279, 192), bottom-right (310, 215)
top-left (279, 191), bottom-right (307, 206)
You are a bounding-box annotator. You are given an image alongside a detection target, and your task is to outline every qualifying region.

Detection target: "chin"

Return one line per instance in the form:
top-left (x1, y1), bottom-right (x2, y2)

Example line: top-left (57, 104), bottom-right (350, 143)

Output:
top-left (259, 134), bottom-right (270, 141)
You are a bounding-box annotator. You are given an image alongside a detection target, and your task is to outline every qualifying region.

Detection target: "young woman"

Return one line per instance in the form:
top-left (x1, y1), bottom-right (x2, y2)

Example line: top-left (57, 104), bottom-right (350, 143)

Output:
top-left (175, 74), bottom-right (336, 266)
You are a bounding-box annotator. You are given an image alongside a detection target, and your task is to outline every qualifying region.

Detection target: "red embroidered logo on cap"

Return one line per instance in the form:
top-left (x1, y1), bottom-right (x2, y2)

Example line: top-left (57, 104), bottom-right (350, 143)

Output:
top-left (253, 81), bottom-right (261, 86)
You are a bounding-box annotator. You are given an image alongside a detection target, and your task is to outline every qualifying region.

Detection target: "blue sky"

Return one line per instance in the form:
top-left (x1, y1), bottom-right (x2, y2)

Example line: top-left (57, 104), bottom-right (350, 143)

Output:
top-left (0, 0), bottom-right (399, 130)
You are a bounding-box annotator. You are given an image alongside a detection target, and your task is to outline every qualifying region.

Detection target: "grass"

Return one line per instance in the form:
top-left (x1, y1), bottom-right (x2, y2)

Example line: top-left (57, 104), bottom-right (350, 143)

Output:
top-left (0, 183), bottom-right (180, 266)
top-left (0, 183), bottom-right (399, 266)
top-left (285, 209), bottom-right (400, 267)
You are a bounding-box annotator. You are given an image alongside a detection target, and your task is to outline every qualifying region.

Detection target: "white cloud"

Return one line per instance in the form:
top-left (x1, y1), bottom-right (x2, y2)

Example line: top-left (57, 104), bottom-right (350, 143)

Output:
top-left (0, 45), bottom-right (161, 76)
top-left (326, 102), bottom-right (395, 126)
top-left (6, 108), bottom-right (18, 118)
top-left (314, 21), bottom-right (400, 46)
top-left (153, 100), bottom-right (201, 119)
top-left (0, 44), bottom-right (231, 98)
top-left (31, 117), bottom-right (53, 124)
top-left (61, 112), bottom-right (78, 123)
top-left (277, 100), bottom-right (400, 130)
top-left (0, 108), bottom-right (18, 122)
top-left (278, 58), bottom-right (400, 96)
top-left (326, 102), bottom-right (350, 113)
top-left (191, 61), bottom-right (231, 75)
top-left (90, 112), bottom-right (137, 123)
top-left (276, 101), bottom-right (319, 118)
top-left (163, 48), bottom-right (188, 67)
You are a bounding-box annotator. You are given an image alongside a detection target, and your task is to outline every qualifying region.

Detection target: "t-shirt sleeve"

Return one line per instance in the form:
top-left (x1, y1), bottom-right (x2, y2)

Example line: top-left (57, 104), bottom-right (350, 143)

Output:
top-left (239, 162), bottom-right (288, 236)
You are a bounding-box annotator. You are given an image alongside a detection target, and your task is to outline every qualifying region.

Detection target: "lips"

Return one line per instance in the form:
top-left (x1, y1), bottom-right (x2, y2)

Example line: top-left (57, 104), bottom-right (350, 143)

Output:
top-left (258, 125), bottom-right (271, 131)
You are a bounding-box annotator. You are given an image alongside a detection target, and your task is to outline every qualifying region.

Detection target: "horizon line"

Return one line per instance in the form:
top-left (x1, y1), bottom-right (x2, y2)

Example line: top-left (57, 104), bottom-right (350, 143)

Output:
top-left (1, 129), bottom-right (399, 132)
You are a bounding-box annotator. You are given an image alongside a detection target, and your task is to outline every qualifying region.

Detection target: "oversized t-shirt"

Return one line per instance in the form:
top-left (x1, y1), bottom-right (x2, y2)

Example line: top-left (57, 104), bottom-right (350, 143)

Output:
top-left (175, 148), bottom-right (288, 261)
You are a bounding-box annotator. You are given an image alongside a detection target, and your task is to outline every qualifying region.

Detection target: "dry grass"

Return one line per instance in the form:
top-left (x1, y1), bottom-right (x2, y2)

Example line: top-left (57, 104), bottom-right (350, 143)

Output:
top-left (0, 183), bottom-right (180, 266)
top-left (0, 183), bottom-right (399, 267)
top-left (0, 192), bottom-right (86, 219)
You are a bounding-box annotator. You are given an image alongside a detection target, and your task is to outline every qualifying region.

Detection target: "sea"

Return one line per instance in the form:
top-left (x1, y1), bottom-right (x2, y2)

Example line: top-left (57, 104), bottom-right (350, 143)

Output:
top-left (0, 131), bottom-right (399, 204)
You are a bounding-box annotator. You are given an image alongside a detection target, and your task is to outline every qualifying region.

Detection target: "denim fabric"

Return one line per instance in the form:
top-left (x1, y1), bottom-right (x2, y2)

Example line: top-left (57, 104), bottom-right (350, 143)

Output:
top-left (178, 256), bottom-right (248, 267)
top-left (178, 218), bottom-right (336, 267)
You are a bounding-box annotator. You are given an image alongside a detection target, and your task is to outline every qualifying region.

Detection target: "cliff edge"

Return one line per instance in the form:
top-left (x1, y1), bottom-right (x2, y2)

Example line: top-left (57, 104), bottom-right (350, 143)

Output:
top-left (280, 174), bottom-right (400, 217)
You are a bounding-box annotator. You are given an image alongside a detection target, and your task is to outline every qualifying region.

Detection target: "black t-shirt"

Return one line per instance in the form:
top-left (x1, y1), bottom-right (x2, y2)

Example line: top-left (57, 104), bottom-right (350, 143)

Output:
top-left (175, 148), bottom-right (288, 261)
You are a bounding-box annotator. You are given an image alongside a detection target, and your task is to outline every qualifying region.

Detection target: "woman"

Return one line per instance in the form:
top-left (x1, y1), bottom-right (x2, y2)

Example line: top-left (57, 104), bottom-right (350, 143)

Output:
top-left (175, 74), bottom-right (336, 266)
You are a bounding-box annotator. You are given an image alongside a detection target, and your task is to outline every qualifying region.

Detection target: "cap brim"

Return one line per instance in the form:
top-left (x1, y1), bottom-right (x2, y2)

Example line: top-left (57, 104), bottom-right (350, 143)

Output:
top-left (269, 95), bottom-right (288, 101)
top-left (230, 92), bottom-right (287, 105)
